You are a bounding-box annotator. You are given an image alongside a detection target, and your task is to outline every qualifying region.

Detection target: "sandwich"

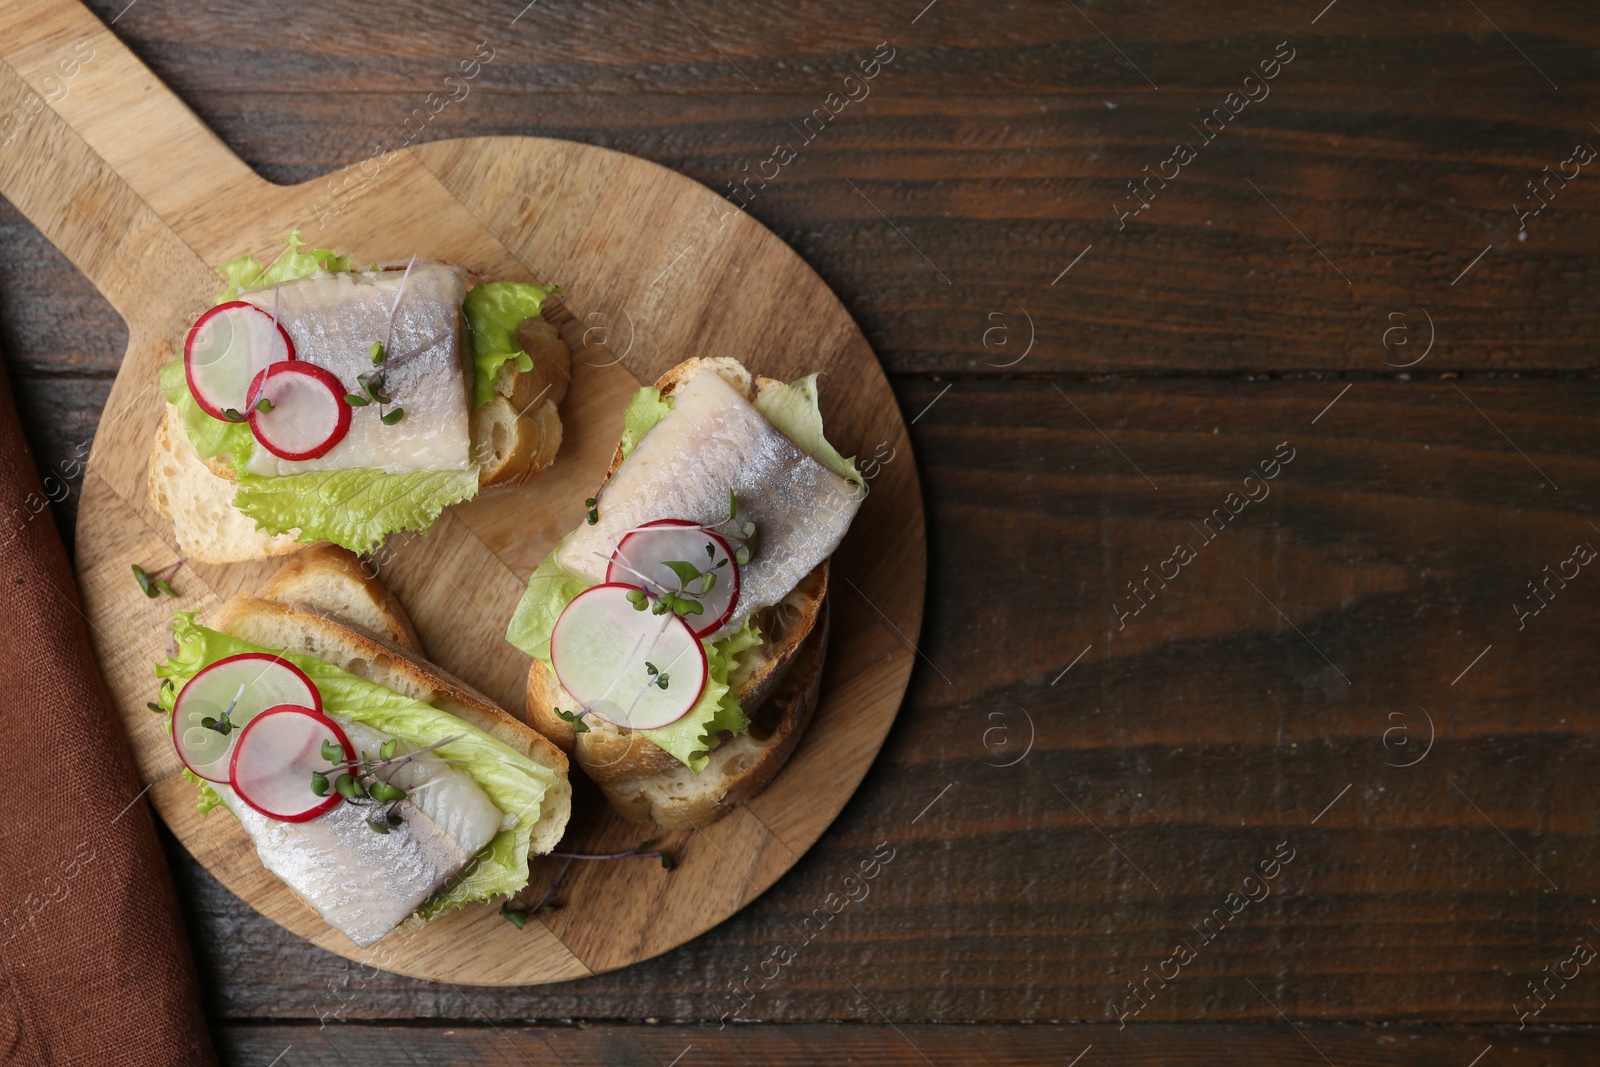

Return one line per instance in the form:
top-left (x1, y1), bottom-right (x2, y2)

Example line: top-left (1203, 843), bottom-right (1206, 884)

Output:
top-left (149, 232), bottom-right (571, 563)
top-left (153, 546), bottom-right (571, 947)
top-left (504, 357), bottom-right (864, 829)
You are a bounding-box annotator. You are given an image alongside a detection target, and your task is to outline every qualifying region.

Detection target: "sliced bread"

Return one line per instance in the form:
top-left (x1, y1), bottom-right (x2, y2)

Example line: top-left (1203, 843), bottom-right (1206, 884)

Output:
top-left (524, 357), bottom-right (834, 827)
top-left (149, 298), bottom-right (572, 564)
top-left (213, 593), bottom-right (571, 855)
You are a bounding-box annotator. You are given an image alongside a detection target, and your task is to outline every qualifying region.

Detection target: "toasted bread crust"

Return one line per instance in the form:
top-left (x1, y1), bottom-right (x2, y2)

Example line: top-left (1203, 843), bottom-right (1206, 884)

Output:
top-left (259, 544), bottom-right (425, 655)
top-left (147, 404), bottom-right (309, 564)
top-left (523, 358), bottom-right (835, 826)
top-left (475, 317), bottom-right (570, 489)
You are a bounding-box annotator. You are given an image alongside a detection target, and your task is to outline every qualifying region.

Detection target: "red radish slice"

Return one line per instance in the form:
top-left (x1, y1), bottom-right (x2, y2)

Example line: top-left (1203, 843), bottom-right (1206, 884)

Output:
top-left (229, 705), bottom-right (353, 822)
top-left (606, 519), bottom-right (740, 638)
top-left (170, 653), bottom-right (321, 783)
top-left (551, 583), bottom-right (708, 730)
top-left (184, 301), bottom-right (295, 420)
top-left (247, 361), bottom-right (352, 461)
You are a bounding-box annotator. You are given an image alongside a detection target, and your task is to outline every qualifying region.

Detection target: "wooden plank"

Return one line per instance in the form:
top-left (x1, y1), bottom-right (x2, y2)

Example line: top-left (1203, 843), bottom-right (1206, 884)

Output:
top-left (51, 0), bottom-right (1600, 374)
top-left (213, 1022), bottom-right (1596, 1065)
top-left (152, 377), bottom-right (1600, 1022)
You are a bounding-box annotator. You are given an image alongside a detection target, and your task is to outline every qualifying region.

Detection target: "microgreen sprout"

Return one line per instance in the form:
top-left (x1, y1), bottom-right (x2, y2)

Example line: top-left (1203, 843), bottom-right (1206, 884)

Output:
top-left (553, 705), bottom-right (591, 733)
top-left (643, 661), bottom-right (669, 690)
top-left (585, 497), bottom-right (599, 526)
top-left (200, 683), bottom-right (246, 737)
top-left (343, 393), bottom-right (370, 407)
top-left (502, 855), bottom-right (577, 928)
top-left (254, 396), bottom-right (275, 413)
top-left (133, 558), bottom-right (186, 598)
top-left (356, 371), bottom-right (392, 405)
top-left (606, 549), bottom-right (721, 620)
top-left (381, 407), bottom-right (406, 425)
top-left (311, 732), bottom-right (466, 833)
top-left (502, 839), bottom-right (675, 928)
top-left (550, 839), bottom-right (676, 870)
top-left (369, 340), bottom-right (387, 364)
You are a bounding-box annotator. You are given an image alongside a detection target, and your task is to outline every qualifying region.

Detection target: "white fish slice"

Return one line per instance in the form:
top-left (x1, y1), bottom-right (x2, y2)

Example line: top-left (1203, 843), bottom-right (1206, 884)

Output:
top-left (560, 369), bottom-right (861, 636)
top-left (219, 721), bottom-right (501, 947)
top-left (239, 263), bottom-right (471, 476)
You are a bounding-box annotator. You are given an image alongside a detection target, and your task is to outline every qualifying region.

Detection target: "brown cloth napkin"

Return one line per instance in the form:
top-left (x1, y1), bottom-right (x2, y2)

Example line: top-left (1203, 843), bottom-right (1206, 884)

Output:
top-left (0, 363), bottom-right (216, 1065)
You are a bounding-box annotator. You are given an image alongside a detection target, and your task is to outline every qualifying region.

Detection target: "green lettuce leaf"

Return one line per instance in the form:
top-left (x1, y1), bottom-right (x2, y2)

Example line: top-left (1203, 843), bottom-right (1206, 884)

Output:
top-left (618, 387), bottom-right (674, 460)
top-left (232, 465), bottom-right (480, 556)
top-left (180, 768), bottom-right (226, 817)
top-left (503, 536), bottom-right (589, 662)
top-left (462, 281), bottom-right (561, 407)
top-left (156, 612), bottom-right (559, 915)
top-left (159, 357), bottom-right (256, 462)
top-left (503, 544), bottom-right (761, 770)
top-left (754, 373), bottom-right (863, 486)
top-left (639, 617), bottom-right (761, 770)
top-left (216, 230), bottom-right (352, 303)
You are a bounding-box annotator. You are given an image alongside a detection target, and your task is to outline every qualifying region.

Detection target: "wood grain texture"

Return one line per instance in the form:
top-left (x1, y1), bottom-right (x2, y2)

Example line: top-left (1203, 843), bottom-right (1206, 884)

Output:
top-left (2, 0), bottom-right (1599, 1054)
top-left (136, 377), bottom-right (1600, 1026)
top-left (213, 1022), bottom-right (1595, 1066)
top-left (0, 0), bottom-right (921, 986)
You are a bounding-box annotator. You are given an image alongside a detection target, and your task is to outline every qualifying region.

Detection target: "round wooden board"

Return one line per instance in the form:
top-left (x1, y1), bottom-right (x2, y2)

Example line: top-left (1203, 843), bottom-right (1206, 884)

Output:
top-left (0, 1), bottom-right (924, 984)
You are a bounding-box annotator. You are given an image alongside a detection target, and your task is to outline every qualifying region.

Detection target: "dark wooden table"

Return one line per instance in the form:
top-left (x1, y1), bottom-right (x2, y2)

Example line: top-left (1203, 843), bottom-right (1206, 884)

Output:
top-left (5, 0), bottom-right (1600, 1062)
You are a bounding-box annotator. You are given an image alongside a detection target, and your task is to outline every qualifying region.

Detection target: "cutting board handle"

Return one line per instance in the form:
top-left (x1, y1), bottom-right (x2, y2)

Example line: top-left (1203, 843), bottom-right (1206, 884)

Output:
top-left (0, 0), bottom-right (267, 323)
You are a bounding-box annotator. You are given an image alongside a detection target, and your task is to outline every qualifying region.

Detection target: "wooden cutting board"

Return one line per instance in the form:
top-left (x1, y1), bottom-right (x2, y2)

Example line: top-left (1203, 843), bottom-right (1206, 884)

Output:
top-left (0, 0), bottom-right (923, 984)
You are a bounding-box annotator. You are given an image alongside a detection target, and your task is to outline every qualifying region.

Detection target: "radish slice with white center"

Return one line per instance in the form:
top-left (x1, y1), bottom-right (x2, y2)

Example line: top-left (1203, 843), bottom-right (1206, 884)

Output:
top-left (606, 519), bottom-right (740, 639)
top-left (229, 705), bottom-right (353, 822)
top-left (170, 653), bottom-right (322, 783)
top-left (247, 361), bottom-right (352, 460)
top-left (184, 301), bottom-right (295, 420)
top-left (551, 583), bottom-right (708, 730)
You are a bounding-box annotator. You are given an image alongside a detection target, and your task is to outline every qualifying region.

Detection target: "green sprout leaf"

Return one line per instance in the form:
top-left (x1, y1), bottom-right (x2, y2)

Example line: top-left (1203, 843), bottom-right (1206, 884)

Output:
top-left (369, 340), bottom-right (387, 364)
top-left (344, 394), bottom-right (370, 407)
top-left (554, 707), bottom-right (590, 733)
top-left (381, 407), bottom-right (405, 425)
top-left (662, 560), bottom-right (702, 586)
top-left (380, 738), bottom-right (398, 761)
top-left (310, 771), bottom-right (330, 797)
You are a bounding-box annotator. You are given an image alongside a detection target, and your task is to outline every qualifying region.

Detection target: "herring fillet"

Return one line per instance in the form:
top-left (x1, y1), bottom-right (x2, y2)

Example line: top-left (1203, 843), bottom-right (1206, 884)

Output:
top-left (240, 264), bottom-right (471, 477)
top-left (219, 722), bottom-right (502, 947)
top-left (560, 369), bottom-right (862, 634)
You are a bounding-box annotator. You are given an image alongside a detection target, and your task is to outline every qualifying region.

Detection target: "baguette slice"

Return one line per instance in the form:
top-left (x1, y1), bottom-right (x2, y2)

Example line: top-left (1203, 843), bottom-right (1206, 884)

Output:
top-left (258, 544), bottom-right (424, 655)
top-left (213, 593), bottom-right (571, 856)
top-left (524, 356), bottom-right (834, 829)
top-left (149, 302), bottom-right (572, 564)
